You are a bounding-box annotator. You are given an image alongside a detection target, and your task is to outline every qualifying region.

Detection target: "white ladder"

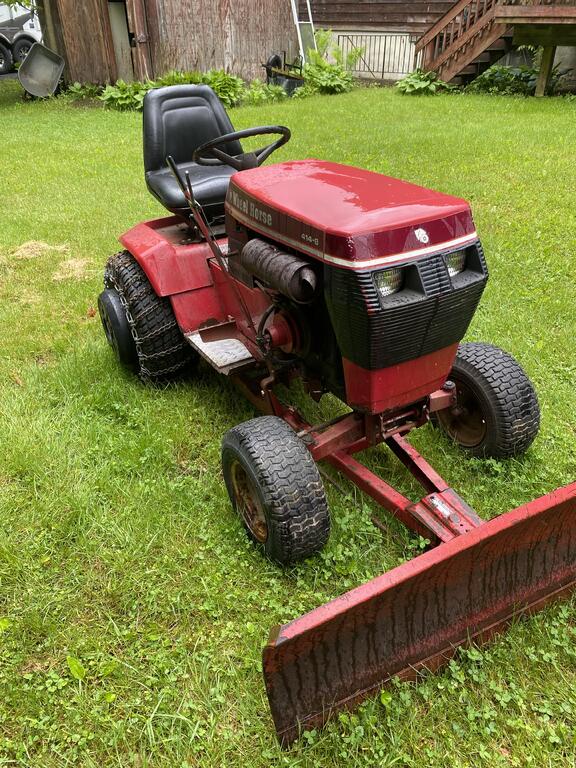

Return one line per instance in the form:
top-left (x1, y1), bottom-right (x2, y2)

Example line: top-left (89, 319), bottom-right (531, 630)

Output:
top-left (290, 0), bottom-right (317, 61)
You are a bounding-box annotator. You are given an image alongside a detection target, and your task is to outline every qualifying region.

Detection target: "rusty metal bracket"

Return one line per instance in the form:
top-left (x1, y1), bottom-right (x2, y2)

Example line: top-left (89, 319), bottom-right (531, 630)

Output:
top-left (408, 488), bottom-right (484, 543)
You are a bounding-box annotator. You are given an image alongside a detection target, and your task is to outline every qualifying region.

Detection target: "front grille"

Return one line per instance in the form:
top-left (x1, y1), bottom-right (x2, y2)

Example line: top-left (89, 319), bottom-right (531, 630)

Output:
top-left (324, 242), bottom-right (488, 370)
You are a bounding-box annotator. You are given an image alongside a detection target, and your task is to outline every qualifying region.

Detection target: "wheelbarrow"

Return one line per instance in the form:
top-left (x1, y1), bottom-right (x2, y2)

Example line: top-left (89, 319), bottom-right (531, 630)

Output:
top-left (17, 41), bottom-right (64, 98)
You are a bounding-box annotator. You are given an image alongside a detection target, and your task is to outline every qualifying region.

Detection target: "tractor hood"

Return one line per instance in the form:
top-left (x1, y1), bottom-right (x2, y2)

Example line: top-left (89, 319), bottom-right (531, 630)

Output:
top-left (226, 160), bottom-right (477, 269)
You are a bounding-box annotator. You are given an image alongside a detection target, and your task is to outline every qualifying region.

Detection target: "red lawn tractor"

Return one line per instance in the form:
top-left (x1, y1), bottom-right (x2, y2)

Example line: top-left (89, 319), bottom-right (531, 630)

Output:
top-left (98, 85), bottom-right (576, 746)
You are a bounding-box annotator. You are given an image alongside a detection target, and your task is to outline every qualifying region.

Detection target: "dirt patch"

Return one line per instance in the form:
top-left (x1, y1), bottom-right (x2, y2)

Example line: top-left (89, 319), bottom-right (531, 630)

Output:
top-left (20, 656), bottom-right (57, 675)
top-left (9, 371), bottom-right (24, 387)
top-left (11, 241), bottom-right (69, 260)
top-left (52, 258), bottom-right (91, 282)
top-left (35, 352), bottom-right (54, 367)
top-left (17, 288), bottom-right (42, 306)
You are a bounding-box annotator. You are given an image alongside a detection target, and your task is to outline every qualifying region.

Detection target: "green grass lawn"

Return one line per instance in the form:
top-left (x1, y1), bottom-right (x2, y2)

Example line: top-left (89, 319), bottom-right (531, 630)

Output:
top-left (0, 79), bottom-right (575, 767)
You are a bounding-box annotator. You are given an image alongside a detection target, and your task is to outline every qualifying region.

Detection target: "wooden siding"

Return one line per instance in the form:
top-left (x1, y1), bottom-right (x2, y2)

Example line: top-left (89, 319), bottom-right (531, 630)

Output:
top-left (301, 1), bottom-right (456, 35)
top-left (146, 0), bottom-right (297, 80)
top-left (45, 0), bottom-right (297, 84)
top-left (54, 0), bottom-right (117, 83)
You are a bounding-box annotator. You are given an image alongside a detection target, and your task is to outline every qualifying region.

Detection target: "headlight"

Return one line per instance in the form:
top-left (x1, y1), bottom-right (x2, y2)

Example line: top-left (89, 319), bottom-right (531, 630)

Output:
top-left (374, 268), bottom-right (403, 298)
top-left (445, 250), bottom-right (466, 278)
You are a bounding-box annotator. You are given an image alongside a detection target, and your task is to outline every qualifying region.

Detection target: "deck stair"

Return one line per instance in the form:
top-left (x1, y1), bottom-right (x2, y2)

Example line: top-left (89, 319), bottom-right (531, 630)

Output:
top-left (416, 0), bottom-right (576, 86)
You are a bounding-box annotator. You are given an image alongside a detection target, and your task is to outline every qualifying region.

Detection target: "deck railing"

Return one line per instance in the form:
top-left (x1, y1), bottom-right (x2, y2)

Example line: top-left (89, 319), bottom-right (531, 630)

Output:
top-left (416, 0), bottom-right (576, 76)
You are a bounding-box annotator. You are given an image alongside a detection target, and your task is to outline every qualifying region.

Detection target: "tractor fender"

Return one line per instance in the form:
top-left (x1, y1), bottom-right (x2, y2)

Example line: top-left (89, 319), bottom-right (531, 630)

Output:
top-left (119, 216), bottom-right (220, 297)
top-left (119, 216), bottom-right (230, 334)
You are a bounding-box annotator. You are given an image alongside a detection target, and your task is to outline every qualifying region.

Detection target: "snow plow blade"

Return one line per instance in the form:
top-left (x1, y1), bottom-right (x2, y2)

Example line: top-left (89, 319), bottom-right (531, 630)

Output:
top-left (263, 482), bottom-right (576, 746)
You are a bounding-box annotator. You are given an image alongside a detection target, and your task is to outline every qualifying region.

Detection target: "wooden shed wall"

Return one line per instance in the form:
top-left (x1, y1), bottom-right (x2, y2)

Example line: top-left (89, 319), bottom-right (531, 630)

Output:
top-left (54, 0), bottom-right (116, 83)
top-left (46, 0), bottom-right (297, 84)
top-left (146, 0), bottom-right (298, 80)
top-left (300, 1), bottom-right (456, 35)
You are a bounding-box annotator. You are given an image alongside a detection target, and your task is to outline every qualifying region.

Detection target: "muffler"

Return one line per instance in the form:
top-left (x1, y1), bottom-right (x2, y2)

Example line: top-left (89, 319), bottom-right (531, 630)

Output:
top-left (240, 238), bottom-right (317, 304)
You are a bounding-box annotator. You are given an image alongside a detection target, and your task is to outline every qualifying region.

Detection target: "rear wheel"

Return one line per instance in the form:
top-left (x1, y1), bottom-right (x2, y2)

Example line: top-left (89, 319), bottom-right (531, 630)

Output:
top-left (434, 342), bottom-right (540, 458)
top-left (222, 416), bottom-right (330, 564)
top-left (98, 288), bottom-right (138, 370)
top-left (100, 250), bottom-right (194, 382)
top-left (0, 42), bottom-right (13, 75)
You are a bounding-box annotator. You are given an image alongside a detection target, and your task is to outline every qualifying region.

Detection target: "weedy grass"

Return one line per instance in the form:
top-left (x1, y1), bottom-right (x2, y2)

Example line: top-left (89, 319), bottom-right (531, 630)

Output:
top-left (0, 79), bottom-right (575, 766)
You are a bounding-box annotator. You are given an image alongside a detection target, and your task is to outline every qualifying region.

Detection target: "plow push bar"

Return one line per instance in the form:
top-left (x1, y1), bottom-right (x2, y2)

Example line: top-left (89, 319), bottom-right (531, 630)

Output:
top-left (249, 389), bottom-right (576, 746)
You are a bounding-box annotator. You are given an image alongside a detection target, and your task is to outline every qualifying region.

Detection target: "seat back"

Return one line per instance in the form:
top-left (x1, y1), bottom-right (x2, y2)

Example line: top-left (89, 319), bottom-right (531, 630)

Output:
top-left (143, 85), bottom-right (242, 173)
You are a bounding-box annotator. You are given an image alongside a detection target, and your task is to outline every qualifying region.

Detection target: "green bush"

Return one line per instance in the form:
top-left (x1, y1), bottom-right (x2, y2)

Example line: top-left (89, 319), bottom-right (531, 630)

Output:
top-left (82, 46), bottom-right (363, 113)
top-left (303, 57), bottom-right (354, 94)
top-left (201, 69), bottom-right (245, 108)
top-left (242, 79), bottom-right (287, 106)
top-left (154, 69), bottom-right (202, 87)
top-left (292, 83), bottom-right (319, 100)
top-left (294, 28), bottom-right (362, 97)
top-left (67, 82), bottom-right (104, 99)
top-left (96, 69), bottom-right (246, 111)
top-left (99, 79), bottom-right (153, 111)
top-left (396, 69), bottom-right (453, 95)
top-left (466, 63), bottom-right (563, 96)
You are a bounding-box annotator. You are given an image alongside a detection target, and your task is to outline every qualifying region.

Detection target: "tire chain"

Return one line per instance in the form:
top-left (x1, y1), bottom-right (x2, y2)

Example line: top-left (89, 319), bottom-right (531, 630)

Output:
top-left (104, 251), bottom-right (190, 381)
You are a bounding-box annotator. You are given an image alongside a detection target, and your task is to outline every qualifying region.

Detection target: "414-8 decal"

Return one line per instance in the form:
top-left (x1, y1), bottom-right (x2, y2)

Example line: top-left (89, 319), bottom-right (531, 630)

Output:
top-left (301, 232), bottom-right (319, 247)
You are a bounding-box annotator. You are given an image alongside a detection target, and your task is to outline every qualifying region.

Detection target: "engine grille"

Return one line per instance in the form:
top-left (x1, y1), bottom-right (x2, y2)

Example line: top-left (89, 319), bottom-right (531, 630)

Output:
top-left (324, 242), bottom-right (488, 370)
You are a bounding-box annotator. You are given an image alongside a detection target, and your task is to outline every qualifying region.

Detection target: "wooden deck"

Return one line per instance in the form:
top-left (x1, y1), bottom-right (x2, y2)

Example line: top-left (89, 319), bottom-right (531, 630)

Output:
top-left (495, 4), bottom-right (576, 44)
top-left (415, 1), bottom-right (576, 92)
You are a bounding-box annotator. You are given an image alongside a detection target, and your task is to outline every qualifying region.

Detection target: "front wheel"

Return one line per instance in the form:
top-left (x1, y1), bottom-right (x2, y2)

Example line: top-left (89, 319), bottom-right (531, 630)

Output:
top-left (433, 342), bottom-right (540, 458)
top-left (222, 416), bottom-right (330, 564)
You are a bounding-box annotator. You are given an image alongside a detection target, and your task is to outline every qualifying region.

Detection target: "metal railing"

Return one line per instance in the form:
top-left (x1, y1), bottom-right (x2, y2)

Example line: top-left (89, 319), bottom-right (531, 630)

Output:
top-left (337, 33), bottom-right (423, 80)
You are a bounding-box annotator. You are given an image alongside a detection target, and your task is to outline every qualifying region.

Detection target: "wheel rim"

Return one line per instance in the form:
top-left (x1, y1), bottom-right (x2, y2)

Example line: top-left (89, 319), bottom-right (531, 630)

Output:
top-left (19, 45), bottom-right (31, 61)
top-left (230, 460), bottom-right (268, 543)
top-left (98, 297), bottom-right (124, 362)
top-left (436, 378), bottom-right (487, 448)
top-left (100, 304), bottom-right (119, 354)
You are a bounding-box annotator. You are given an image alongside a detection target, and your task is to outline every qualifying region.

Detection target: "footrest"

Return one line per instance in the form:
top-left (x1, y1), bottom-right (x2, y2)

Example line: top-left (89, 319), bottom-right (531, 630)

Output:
top-left (185, 332), bottom-right (254, 375)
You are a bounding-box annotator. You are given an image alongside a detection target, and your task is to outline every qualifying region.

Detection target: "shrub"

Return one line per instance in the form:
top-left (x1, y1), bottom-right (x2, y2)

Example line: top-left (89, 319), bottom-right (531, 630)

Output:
top-left (314, 27), bottom-right (363, 71)
top-left (466, 63), bottom-right (564, 96)
top-left (296, 28), bottom-right (362, 97)
top-left (396, 70), bottom-right (453, 95)
top-left (67, 82), bottom-right (103, 99)
top-left (99, 79), bottom-right (154, 110)
top-left (154, 69), bottom-right (202, 87)
top-left (292, 83), bottom-right (319, 100)
top-left (303, 57), bottom-right (354, 94)
top-left (242, 79), bottom-right (287, 106)
top-left (201, 70), bottom-right (245, 107)
top-left (96, 69), bottom-right (246, 111)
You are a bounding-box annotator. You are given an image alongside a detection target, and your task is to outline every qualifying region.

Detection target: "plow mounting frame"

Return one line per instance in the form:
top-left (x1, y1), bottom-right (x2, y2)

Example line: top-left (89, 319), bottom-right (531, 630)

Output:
top-left (234, 375), bottom-right (576, 746)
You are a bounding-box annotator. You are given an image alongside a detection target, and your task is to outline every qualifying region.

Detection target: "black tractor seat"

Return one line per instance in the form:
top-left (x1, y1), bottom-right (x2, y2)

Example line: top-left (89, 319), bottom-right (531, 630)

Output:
top-left (143, 85), bottom-right (242, 223)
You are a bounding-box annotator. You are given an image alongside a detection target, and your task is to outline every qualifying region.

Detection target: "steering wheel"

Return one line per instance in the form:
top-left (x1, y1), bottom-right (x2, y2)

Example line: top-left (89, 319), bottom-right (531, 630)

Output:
top-left (193, 126), bottom-right (291, 171)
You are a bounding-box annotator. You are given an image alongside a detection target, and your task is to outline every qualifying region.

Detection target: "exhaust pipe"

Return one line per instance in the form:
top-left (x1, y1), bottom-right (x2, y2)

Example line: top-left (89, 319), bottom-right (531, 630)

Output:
top-left (240, 238), bottom-right (317, 304)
